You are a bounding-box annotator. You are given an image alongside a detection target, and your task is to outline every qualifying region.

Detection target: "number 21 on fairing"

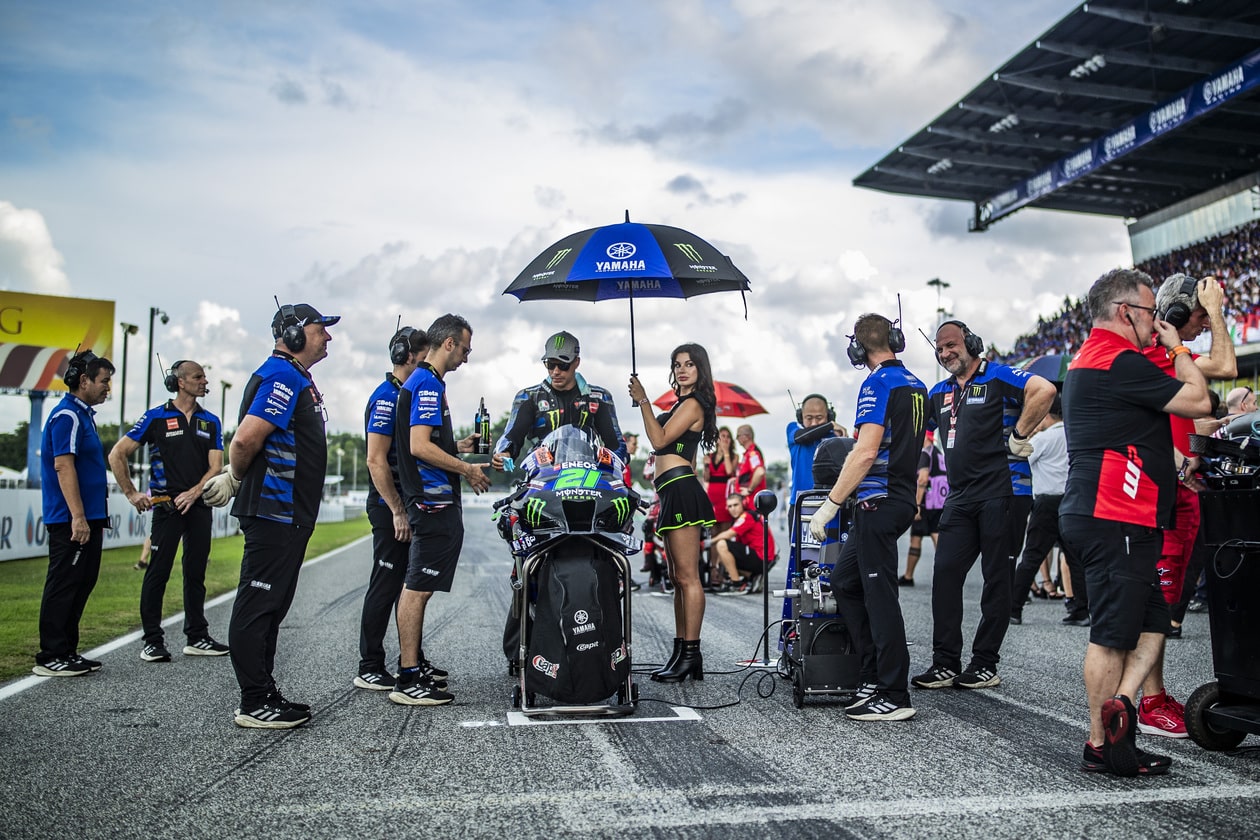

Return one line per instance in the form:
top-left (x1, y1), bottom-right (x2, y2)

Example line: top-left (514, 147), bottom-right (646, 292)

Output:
top-left (554, 468), bottom-right (600, 489)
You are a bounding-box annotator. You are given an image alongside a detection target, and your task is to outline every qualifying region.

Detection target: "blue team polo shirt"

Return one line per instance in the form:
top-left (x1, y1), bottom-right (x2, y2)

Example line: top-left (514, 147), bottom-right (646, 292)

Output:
top-left (41, 394), bottom-right (109, 523)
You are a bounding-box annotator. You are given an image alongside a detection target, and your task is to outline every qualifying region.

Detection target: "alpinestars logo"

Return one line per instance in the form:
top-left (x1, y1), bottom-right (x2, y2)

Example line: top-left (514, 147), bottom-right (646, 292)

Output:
top-left (544, 248), bottom-right (572, 270)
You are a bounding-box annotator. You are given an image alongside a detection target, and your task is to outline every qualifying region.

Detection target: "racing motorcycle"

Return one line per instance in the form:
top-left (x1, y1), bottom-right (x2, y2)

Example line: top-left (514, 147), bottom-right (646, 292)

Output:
top-left (493, 426), bottom-right (642, 715)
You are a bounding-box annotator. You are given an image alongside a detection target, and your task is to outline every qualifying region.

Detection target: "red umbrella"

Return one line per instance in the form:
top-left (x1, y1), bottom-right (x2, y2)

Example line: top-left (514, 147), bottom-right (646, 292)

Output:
top-left (653, 381), bottom-right (768, 418)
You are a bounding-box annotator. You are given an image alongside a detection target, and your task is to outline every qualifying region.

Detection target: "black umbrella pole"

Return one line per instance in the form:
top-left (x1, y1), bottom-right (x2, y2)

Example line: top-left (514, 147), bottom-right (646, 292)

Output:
top-left (762, 527), bottom-right (771, 665)
top-left (629, 291), bottom-right (637, 375)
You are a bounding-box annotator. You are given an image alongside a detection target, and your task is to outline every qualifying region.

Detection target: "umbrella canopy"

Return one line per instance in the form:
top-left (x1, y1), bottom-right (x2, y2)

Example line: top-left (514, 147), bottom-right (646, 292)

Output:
top-left (653, 381), bottom-right (768, 418)
top-left (1017, 354), bottom-right (1071, 382)
top-left (503, 214), bottom-right (750, 371)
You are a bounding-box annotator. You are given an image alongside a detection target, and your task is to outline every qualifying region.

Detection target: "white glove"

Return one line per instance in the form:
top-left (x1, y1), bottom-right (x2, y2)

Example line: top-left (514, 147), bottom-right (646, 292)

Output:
top-left (202, 467), bottom-right (241, 507)
top-left (1007, 430), bottom-right (1034, 459)
top-left (809, 497), bottom-right (841, 541)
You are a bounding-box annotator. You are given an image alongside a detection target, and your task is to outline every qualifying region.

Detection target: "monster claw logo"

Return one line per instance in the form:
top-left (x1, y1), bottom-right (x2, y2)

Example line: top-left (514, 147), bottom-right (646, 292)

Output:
top-left (544, 249), bottom-right (572, 271)
top-left (525, 497), bottom-right (546, 527)
top-left (674, 243), bottom-right (703, 262)
top-left (910, 392), bottom-right (925, 434)
top-left (611, 497), bottom-right (630, 524)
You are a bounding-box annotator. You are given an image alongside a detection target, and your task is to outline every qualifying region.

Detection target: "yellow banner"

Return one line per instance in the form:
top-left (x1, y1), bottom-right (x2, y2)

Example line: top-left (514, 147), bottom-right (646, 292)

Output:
top-left (0, 292), bottom-right (115, 391)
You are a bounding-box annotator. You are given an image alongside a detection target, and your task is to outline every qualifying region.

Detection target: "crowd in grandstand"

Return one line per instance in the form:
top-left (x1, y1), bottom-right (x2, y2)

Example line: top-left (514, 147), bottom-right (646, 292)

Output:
top-left (998, 219), bottom-right (1260, 362)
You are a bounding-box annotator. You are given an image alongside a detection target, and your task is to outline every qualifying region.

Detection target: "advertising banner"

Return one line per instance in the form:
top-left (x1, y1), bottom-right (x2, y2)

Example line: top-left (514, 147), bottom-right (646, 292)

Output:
top-left (0, 292), bottom-right (115, 392)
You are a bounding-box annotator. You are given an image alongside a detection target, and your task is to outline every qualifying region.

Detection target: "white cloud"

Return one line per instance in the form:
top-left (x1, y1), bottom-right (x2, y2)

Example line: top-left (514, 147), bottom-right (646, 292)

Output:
top-left (0, 202), bottom-right (70, 295)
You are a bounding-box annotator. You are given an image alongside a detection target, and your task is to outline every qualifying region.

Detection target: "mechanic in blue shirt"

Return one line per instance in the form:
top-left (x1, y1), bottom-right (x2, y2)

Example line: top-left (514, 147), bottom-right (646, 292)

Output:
top-left (109, 359), bottom-right (226, 664)
top-left (786, 394), bottom-right (845, 508)
top-left (389, 313), bottom-right (491, 707)
top-left (810, 315), bottom-right (926, 721)
top-left (353, 325), bottom-right (428, 692)
top-left (912, 320), bottom-right (1054, 693)
top-left (33, 350), bottom-right (115, 678)
top-left (202, 303), bottom-right (338, 729)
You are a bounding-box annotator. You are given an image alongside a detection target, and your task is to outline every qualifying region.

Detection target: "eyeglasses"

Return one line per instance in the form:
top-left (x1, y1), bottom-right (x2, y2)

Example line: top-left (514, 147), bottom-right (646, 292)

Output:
top-left (1113, 300), bottom-right (1157, 315)
top-left (544, 359), bottom-right (572, 372)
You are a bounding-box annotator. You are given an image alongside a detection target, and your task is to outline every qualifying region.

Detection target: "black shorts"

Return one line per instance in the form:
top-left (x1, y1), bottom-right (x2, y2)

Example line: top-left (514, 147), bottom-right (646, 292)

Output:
top-left (1060, 514), bottom-right (1169, 650)
top-left (654, 467), bottom-right (715, 533)
top-left (404, 503), bottom-right (464, 592)
top-left (911, 507), bottom-right (942, 537)
top-left (724, 539), bottom-right (769, 574)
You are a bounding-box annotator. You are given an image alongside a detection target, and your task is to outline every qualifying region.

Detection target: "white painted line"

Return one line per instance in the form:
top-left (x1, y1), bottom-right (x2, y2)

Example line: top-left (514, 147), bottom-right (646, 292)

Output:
top-left (0, 534), bottom-right (371, 702)
top-left (506, 705), bottom-right (702, 726)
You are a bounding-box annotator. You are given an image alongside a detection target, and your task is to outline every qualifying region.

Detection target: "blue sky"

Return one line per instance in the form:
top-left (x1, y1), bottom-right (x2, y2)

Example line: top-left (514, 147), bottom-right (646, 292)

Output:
top-left (0, 1), bottom-right (1132, 465)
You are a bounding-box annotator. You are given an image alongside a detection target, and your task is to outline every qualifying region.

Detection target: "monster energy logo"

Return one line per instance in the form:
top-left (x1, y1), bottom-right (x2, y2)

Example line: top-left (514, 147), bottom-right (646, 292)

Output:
top-left (911, 392), bottom-right (925, 434)
top-left (674, 243), bottom-right (702, 262)
top-left (525, 498), bottom-right (546, 527)
top-left (676, 443), bottom-right (684, 454)
top-left (611, 497), bottom-right (630, 524)
top-left (544, 249), bottom-right (572, 271)
top-left (553, 335), bottom-right (565, 351)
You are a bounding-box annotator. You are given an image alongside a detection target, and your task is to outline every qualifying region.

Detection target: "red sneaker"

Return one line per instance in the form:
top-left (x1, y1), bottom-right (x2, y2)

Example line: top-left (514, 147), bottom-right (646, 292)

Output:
top-left (1138, 691), bottom-right (1189, 739)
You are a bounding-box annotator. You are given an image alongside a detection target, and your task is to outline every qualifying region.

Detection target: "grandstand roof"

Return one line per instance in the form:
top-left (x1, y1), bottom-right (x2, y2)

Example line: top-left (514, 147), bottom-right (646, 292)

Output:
top-left (854, 0), bottom-right (1260, 231)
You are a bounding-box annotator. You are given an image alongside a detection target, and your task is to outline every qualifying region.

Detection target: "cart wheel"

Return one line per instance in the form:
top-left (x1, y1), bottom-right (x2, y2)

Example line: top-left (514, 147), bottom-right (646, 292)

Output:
top-left (792, 673), bottom-right (805, 709)
top-left (1186, 681), bottom-right (1247, 751)
top-left (511, 684), bottom-right (522, 709)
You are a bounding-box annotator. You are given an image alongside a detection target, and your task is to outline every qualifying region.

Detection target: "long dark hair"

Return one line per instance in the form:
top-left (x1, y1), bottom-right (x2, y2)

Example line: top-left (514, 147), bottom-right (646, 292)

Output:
top-left (669, 343), bottom-right (718, 450)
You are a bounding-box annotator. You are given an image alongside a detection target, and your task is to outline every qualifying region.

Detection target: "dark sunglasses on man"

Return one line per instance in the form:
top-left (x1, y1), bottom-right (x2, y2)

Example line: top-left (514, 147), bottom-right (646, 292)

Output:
top-left (544, 359), bottom-right (572, 372)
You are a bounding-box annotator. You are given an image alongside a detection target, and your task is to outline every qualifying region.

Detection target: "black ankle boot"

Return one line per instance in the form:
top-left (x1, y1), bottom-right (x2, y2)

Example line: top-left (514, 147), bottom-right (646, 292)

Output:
top-left (654, 639), bottom-right (703, 683)
top-left (651, 638), bottom-right (683, 679)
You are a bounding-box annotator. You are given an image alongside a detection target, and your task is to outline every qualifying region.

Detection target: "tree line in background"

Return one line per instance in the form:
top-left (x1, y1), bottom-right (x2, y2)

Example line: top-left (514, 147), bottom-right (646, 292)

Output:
top-left (0, 411), bottom-right (789, 493)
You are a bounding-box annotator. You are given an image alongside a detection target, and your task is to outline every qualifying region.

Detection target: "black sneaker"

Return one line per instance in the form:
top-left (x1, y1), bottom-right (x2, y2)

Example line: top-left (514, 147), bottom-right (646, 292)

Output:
top-left (1101, 695), bottom-right (1140, 777)
top-left (32, 656), bottom-right (91, 677)
top-left (267, 690), bottom-right (311, 713)
top-left (418, 656), bottom-right (449, 687)
top-left (354, 669), bottom-right (396, 691)
top-left (389, 673), bottom-right (454, 706)
top-left (1062, 610), bottom-right (1090, 627)
top-left (72, 654), bottom-right (103, 672)
top-left (1186, 598), bottom-right (1207, 613)
top-left (183, 637), bottom-right (230, 656)
top-left (954, 666), bottom-right (1001, 689)
top-left (845, 682), bottom-right (879, 710)
top-left (1081, 741), bottom-right (1170, 776)
top-left (898, 576), bottom-right (914, 587)
top-left (845, 693), bottom-right (916, 721)
top-left (911, 665), bottom-right (959, 689)
top-left (234, 701), bottom-right (310, 729)
top-left (627, 578), bottom-right (643, 592)
top-left (140, 643), bottom-right (172, 663)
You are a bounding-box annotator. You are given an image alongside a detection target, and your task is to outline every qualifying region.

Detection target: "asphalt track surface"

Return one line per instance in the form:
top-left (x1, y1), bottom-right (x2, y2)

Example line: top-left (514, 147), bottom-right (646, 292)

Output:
top-left (2, 500), bottom-right (1258, 839)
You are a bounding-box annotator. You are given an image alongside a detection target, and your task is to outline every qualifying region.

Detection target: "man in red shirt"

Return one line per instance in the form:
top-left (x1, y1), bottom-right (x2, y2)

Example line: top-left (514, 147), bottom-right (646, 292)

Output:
top-left (1135, 273), bottom-right (1235, 738)
top-left (1060, 268), bottom-right (1211, 777)
top-left (734, 425), bottom-right (766, 501)
top-left (710, 493), bottom-right (776, 591)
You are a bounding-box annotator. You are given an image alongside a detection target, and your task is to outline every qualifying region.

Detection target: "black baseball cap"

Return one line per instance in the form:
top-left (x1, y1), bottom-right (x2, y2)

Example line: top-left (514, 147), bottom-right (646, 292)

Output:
top-left (272, 303), bottom-right (340, 338)
top-left (541, 331), bottom-right (580, 363)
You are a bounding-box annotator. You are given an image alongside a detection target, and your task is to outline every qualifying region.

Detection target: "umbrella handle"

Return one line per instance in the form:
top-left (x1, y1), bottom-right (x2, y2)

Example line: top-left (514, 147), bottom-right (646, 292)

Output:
top-left (629, 288), bottom-right (636, 375)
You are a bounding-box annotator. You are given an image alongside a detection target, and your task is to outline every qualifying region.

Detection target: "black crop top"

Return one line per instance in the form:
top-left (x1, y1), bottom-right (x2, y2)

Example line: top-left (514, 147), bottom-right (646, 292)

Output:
top-left (653, 393), bottom-right (703, 462)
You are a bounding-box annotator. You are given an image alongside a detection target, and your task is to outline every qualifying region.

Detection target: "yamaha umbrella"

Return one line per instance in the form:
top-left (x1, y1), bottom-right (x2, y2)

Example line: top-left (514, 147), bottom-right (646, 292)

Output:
top-left (504, 213), bottom-right (750, 372)
top-left (653, 381), bottom-right (768, 418)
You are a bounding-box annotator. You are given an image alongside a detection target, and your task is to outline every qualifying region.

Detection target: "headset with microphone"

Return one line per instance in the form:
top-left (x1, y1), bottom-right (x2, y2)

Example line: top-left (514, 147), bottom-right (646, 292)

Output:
top-left (163, 357), bottom-right (191, 393)
top-left (936, 319), bottom-right (984, 359)
top-left (846, 297), bottom-right (907, 368)
top-left (62, 347), bottom-right (99, 390)
top-left (389, 315), bottom-right (418, 366)
top-left (273, 297), bottom-right (306, 352)
top-left (795, 393), bottom-right (836, 425)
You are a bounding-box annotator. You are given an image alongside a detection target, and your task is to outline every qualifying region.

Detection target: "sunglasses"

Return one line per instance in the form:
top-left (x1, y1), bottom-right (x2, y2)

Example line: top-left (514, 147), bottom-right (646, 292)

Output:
top-left (544, 359), bottom-right (572, 372)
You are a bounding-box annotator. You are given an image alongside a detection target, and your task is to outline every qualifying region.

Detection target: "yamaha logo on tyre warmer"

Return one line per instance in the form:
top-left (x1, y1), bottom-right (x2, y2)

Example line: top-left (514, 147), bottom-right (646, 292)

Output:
top-left (571, 609), bottom-right (595, 634)
top-left (532, 655), bottom-right (559, 679)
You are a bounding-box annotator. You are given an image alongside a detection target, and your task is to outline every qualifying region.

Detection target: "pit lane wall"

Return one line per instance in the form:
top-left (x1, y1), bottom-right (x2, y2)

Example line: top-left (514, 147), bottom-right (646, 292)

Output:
top-left (0, 489), bottom-right (348, 562)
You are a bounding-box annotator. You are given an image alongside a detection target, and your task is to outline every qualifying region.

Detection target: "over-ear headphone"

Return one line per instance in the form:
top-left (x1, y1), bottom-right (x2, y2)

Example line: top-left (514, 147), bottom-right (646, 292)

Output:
top-left (274, 303), bottom-right (305, 352)
top-left (390, 327), bottom-right (416, 366)
top-left (846, 316), bottom-right (906, 368)
top-left (164, 360), bottom-right (190, 393)
top-left (796, 393), bottom-right (836, 424)
top-left (939, 320), bottom-right (984, 358)
top-left (63, 349), bottom-right (99, 390)
top-left (1157, 276), bottom-right (1198, 329)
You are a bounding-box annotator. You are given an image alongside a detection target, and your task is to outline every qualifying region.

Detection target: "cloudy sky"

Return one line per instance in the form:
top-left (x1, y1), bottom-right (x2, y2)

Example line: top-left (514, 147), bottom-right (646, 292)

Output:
top-left (0, 0), bottom-right (1131, 467)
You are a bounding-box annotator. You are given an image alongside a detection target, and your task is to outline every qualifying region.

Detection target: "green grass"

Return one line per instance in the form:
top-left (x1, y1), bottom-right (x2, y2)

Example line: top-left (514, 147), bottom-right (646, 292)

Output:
top-left (0, 514), bottom-right (370, 682)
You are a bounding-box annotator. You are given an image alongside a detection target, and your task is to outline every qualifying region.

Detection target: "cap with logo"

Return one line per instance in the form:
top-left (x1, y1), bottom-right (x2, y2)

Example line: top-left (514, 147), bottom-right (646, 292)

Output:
top-left (541, 331), bottom-right (580, 363)
top-left (272, 303), bottom-right (341, 338)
